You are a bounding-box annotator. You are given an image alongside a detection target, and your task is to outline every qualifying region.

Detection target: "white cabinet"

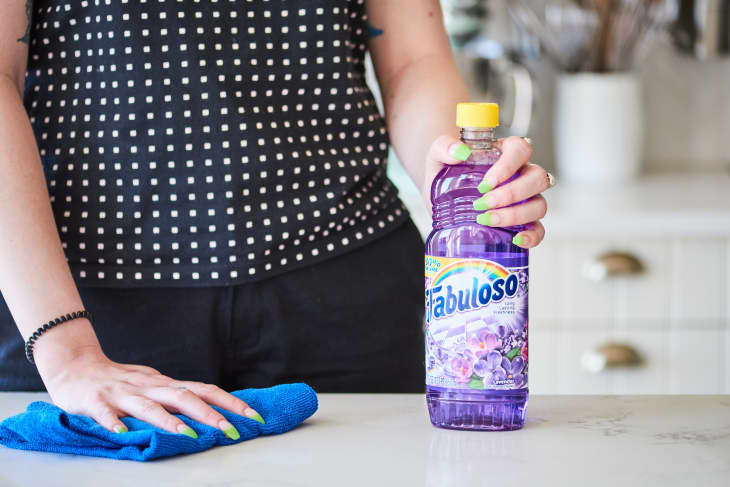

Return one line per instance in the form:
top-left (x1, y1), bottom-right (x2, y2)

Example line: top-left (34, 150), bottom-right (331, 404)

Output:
top-left (528, 326), bottom-right (726, 394)
top-left (525, 241), bottom-right (561, 322)
top-left (556, 240), bottom-right (618, 324)
top-left (726, 329), bottom-right (730, 393)
top-left (611, 330), bottom-right (671, 394)
top-left (529, 237), bottom-right (728, 328)
top-left (557, 329), bottom-right (618, 394)
top-left (614, 240), bottom-right (671, 323)
top-left (525, 329), bottom-right (557, 393)
top-left (671, 240), bottom-right (727, 321)
top-left (669, 328), bottom-right (725, 394)
top-left (527, 236), bottom-right (729, 395)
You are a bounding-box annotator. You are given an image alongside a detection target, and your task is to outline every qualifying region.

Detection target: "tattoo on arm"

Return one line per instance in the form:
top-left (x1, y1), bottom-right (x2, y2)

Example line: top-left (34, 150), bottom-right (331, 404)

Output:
top-left (17, 0), bottom-right (33, 44)
top-left (365, 20), bottom-right (384, 38)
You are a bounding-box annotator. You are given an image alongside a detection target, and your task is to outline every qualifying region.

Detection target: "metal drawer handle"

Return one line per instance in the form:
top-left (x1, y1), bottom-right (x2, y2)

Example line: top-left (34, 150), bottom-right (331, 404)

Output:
top-left (581, 343), bottom-right (643, 373)
top-left (583, 251), bottom-right (644, 281)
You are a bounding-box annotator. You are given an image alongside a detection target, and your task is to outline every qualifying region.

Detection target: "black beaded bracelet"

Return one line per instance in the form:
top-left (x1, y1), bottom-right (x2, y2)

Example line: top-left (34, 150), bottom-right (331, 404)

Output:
top-left (24, 310), bottom-right (92, 364)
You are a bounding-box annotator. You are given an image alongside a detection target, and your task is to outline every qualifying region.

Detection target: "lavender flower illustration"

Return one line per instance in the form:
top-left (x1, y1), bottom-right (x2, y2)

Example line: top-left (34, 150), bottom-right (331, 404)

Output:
top-left (466, 329), bottom-right (502, 358)
top-left (447, 354), bottom-right (475, 383)
top-left (502, 355), bottom-right (526, 388)
top-left (473, 350), bottom-right (506, 385)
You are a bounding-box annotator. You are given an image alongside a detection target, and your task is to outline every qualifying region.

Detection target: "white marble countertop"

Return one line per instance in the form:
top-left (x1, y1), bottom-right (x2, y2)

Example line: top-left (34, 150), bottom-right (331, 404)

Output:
top-left (0, 393), bottom-right (728, 486)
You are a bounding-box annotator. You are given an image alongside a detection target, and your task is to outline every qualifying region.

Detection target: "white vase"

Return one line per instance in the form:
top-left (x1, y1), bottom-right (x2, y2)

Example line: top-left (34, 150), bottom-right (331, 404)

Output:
top-left (554, 73), bottom-right (644, 184)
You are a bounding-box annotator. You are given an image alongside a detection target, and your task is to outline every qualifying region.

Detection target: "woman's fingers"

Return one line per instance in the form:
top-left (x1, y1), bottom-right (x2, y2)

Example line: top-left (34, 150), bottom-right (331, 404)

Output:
top-left (427, 134), bottom-right (472, 166)
top-left (471, 139), bottom-right (548, 248)
top-left (478, 136), bottom-right (533, 192)
top-left (140, 386), bottom-right (247, 440)
top-left (114, 394), bottom-right (202, 439)
top-left (168, 380), bottom-right (265, 424)
top-left (90, 401), bottom-right (128, 434)
top-left (476, 194), bottom-right (547, 228)
top-left (512, 220), bottom-right (546, 249)
top-left (422, 134), bottom-right (472, 214)
top-left (473, 163), bottom-right (550, 210)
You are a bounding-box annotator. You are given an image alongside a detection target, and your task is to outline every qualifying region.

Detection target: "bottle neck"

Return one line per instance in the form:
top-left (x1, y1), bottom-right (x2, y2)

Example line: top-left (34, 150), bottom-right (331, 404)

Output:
top-left (460, 127), bottom-right (496, 150)
top-left (430, 127), bottom-right (499, 230)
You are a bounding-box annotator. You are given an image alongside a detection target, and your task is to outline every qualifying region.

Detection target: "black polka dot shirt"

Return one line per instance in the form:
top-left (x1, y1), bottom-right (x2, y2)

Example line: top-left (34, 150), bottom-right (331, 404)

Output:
top-left (24, 0), bottom-right (410, 287)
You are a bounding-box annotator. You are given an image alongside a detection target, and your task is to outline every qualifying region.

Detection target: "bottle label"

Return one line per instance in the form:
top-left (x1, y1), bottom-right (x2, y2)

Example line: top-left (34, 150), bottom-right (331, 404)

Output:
top-left (425, 255), bottom-right (528, 391)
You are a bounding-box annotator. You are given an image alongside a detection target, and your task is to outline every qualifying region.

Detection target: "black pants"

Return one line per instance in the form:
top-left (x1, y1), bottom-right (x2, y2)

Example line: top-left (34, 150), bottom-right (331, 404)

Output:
top-left (0, 220), bottom-right (425, 393)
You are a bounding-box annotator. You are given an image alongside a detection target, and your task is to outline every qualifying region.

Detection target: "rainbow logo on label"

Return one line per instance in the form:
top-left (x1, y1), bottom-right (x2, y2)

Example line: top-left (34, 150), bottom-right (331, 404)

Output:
top-left (426, 258), bottom-right (518, 321)
top-left (431, 259), bottom-right (510, 287)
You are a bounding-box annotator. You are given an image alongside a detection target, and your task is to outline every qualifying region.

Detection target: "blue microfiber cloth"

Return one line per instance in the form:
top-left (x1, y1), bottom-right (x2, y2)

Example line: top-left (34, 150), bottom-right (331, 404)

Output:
top-left (0, 383), bottom-right (317, 461)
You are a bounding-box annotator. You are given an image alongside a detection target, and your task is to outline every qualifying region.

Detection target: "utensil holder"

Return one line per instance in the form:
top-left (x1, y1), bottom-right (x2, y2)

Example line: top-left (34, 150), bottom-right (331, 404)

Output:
top-left (554, 72), bottom-right (644, 184)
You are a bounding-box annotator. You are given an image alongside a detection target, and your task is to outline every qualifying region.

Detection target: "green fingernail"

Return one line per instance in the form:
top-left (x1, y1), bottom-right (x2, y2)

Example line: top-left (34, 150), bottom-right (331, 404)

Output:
top-left (179, 425), bottom-right (198, 439)
top-left (477, 180), bottom-right (493, 193)
top-left (220, 420), bottom-right (240, 440)
top-left (113, 424), bottom-right (128, 434)
top-left (512, 235), bottom-right (524, 246)
top-left (476, 213), bottom-right (493, 226)
top-left (451, 143), bottom-right (471, 161)
top-left (248, 411), bottom-right (266, 424)
top-left (224, 426), bottom-right (240, 440)
top-left (473, 196), bottom-right (491, 211)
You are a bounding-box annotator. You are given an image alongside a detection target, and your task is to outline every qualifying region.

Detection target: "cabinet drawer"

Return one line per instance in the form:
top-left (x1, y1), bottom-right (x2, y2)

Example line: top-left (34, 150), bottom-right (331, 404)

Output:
top-left (670, 240), bottom-right (728, 321)
top-left (610, 329), bottom-right (671, 394)
top-left (553, 329), bottom-right (669, 394)
top-left (669, 327), bottom-right (725, 393)
top-left (529, 238), bottom-right (728, 326)
top-left (529, 325), bottom-right (727, 394)
top-left (527, 328), bottom-right (559, 394)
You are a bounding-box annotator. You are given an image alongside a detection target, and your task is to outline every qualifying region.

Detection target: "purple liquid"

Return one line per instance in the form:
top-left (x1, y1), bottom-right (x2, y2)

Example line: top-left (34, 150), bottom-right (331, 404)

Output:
top-left (425, 151), bottom-right (528, 431)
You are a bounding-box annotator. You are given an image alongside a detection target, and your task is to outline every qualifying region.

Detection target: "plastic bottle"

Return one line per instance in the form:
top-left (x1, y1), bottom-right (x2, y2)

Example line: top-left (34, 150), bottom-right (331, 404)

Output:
top-left (425, 102), bottom-right (529, 431)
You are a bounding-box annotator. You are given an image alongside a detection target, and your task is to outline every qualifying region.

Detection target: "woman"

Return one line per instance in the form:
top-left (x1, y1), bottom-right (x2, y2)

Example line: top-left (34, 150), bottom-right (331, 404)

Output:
top-left (0, 1), bottom-right (549, 440)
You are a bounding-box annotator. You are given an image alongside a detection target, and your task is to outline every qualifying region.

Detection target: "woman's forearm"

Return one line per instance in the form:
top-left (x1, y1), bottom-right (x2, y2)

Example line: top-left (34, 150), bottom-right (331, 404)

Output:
top-left (381, 54), bottom-right (469, 192)
top-left (366, 0), bottom-right (469, 192)
top-left (0, 75), bottom-right (102, 377)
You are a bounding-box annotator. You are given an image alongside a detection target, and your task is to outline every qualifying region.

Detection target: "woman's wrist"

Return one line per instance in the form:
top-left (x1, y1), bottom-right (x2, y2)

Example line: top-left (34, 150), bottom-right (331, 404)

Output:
top-left (31, 317), bottom-right (105, 380)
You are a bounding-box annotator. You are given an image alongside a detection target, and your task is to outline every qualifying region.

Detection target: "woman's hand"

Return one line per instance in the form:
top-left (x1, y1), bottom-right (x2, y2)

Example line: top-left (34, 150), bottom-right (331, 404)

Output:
top-left (41, 348), bottom-right (264, 438)
top-left (423, 135), bottom-right (549, 248)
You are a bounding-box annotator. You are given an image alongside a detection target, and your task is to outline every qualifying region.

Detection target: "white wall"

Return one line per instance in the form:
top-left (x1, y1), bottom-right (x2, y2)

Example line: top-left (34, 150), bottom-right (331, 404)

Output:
top-left (639, 47), bottom-right (730, 171)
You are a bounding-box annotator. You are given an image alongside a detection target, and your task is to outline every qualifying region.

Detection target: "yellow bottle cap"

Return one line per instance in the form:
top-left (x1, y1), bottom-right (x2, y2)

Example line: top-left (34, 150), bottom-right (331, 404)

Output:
top-left (456, 102), bottom-right (499, 128)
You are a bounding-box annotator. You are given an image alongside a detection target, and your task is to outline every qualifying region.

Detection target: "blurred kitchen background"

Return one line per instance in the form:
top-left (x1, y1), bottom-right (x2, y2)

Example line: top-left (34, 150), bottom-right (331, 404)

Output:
top-left (367, 0), bottom-right (730, 394)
